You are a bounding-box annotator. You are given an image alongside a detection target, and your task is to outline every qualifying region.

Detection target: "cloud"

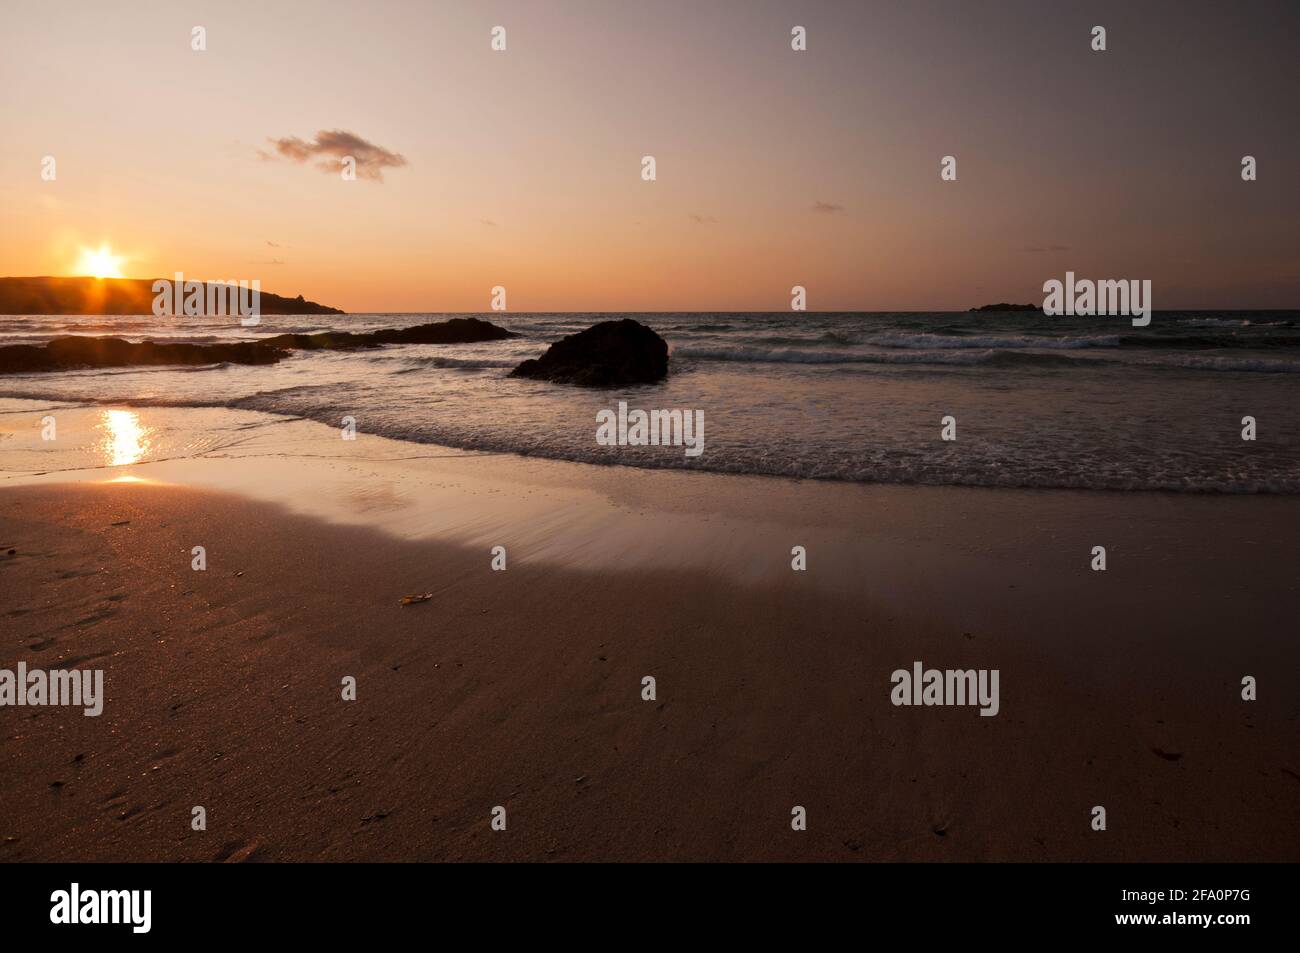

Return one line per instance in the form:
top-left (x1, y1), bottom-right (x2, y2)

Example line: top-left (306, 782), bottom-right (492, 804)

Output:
top-left (262, 129), bottom-right (407, 182)
top-left (1021, 244), bottom-right (1069, 253)
top-left (689, 213), bottom-right (718, 225)
top-left (266, 240), bottom-right (280, 248)
top-left (812, 201), bottom-right (845, 214)
top-left (479, 219), bottom-right (498, 227)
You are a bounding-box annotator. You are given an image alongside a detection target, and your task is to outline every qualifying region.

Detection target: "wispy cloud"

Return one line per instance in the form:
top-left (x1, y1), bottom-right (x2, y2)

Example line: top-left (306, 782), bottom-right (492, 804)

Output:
top-left (260, 129), bottom-right (407, 182)
top-left (1021, 243), bottom-right (1069, 253)
top-left (689, 213), bottom-right (718, 225)
top-left (813, 201), bottom-right (845, 214)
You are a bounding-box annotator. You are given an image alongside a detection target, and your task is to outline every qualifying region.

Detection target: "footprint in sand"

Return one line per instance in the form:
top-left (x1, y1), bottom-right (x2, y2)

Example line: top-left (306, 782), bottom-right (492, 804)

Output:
top-left (213, 840), bottom-right (266, 863)
top-left (1136, 719), bottom-right (1185, 764)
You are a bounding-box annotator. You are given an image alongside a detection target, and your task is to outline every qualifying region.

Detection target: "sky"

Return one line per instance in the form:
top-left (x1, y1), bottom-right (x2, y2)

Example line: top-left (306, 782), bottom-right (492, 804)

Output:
top-left (1, 0), bottom-right (1297, 312)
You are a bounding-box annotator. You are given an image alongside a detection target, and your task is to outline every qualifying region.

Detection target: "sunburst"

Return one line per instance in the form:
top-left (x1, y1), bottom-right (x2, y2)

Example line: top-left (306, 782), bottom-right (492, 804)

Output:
top-left (75, 244), bottom-right (125, 279)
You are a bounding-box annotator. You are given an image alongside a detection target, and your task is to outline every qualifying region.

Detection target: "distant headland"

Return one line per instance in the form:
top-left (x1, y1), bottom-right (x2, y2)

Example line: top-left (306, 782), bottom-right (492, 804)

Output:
top-left (0, 277), bottom-right (344, 315)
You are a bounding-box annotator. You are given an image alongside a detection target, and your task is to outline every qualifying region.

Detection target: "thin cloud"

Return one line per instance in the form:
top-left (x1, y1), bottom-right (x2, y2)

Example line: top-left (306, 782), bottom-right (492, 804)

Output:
top-left (262, 129), bottom-right (408, 182)
top-left (689, 213), bottom-right (718, 225)
top-left (813, 201), bottom-right (845, 214)
top-left (1022, 244), bottom-right (1069, 253)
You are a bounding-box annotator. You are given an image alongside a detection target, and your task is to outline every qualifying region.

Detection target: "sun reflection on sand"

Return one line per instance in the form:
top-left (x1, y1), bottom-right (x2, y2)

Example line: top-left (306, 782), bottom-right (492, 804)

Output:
top-left (98, 409), bottom-right (152, 467)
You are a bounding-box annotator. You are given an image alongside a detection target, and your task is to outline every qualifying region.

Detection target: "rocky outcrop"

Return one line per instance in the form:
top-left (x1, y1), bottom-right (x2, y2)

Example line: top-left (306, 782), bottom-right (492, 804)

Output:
top-left (509, 319), bottom-right (668, 386)
top-left (260, 317), bottom-right (516, 350)
top-left (0, 336), bottom-right (286, 374)
top-left (0, 318), bottom-right (517, 374)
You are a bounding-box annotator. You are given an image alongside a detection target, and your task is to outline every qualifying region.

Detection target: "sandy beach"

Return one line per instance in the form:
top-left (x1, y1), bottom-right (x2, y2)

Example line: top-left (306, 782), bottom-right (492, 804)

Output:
top-left (1, 406), bottom-right (1296, 862)
top-left (6, 3), bottom-right (1300, 933)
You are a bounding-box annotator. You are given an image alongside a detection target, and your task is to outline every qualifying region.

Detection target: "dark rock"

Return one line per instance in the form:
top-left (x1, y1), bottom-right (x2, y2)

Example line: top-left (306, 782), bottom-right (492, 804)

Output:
top-left (510, 319), bottom-right (668, 386)
top-left (260, 317), bottom-right (516, 351)
top-left (0, 336), bottom-right (286, 374)
top-left (0, 318), bottom-right (517, 375)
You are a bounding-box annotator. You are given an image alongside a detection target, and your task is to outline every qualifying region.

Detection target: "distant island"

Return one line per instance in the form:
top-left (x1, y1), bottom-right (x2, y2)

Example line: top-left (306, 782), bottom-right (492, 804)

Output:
top-left (969, 302), bottom-right (1042, 313)
top-left (0, 276), bottom-right (344, 315)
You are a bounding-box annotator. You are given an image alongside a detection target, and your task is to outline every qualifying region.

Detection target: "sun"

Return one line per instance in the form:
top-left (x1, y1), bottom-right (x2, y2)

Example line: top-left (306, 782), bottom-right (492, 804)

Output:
top-left (75, 244), bottom-right (125, 279)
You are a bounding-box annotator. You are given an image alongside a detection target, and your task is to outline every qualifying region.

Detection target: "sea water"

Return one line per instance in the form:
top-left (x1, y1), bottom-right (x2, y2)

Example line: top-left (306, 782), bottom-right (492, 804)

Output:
top-left (1, 310), bottom-right (1297, 492)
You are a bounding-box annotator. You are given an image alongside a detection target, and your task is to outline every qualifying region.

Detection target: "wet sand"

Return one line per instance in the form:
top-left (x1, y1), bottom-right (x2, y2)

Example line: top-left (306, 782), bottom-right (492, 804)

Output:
top-left (1, 434), bottom-right (1297, 861)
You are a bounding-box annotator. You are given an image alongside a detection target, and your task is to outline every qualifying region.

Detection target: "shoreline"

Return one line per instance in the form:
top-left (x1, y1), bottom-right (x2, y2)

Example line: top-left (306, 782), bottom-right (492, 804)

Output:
top-left (2, 396), bottom-right (1296, 500)
top-left (1, 405), bottom-right (1297, 861)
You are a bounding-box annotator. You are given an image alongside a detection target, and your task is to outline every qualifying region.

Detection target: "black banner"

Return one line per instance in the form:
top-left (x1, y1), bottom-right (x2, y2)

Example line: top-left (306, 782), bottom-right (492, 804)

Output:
top-left (0, 862), bottom-right (1284, 941)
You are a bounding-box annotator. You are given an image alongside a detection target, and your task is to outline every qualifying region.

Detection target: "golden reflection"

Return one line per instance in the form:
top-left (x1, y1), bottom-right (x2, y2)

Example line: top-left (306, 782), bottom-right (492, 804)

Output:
top-left (98, 409), bottom-right (152, 466)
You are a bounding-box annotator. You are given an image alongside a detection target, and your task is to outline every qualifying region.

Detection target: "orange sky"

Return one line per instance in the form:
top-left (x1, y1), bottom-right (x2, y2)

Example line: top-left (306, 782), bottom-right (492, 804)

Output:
top-left (2, 0), bottom-right (1296, 311)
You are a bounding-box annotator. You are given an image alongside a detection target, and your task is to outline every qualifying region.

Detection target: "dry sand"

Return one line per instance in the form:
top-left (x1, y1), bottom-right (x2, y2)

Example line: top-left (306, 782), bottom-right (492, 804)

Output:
top-left (1, 444), bottom-right (1297, 861)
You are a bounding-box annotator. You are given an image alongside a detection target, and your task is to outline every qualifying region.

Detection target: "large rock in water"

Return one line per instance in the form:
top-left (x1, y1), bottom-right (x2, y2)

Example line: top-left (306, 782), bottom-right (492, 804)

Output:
top-left (509, 319), bottom-right (668, 386)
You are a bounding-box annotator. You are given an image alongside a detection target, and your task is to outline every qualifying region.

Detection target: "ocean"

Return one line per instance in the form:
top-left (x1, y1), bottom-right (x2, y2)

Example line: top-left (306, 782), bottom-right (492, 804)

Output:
top-left (2, 311), bottom-right (1297, 492)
